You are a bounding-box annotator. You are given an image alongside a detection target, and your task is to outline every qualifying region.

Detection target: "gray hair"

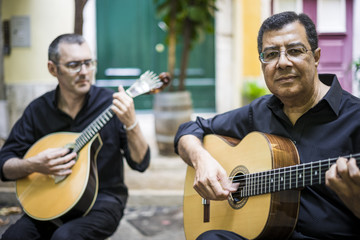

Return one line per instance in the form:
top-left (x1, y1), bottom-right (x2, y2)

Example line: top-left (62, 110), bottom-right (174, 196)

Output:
top-left (48, 34), bottom-right (86, 62)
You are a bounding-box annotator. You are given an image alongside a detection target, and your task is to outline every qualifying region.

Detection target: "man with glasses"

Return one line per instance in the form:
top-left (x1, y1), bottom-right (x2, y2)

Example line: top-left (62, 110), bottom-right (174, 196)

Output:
top-left (0, 34), bottom-right (150, 239)
top-left (175, 11), bottom-right (360, 239)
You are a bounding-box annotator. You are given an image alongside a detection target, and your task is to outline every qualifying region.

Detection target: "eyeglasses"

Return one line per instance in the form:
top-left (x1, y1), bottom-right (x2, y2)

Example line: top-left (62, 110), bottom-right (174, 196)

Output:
top-left (55, 59), bottom-right (97, 73)
top-left (259, 46), bottom-right (311, 64)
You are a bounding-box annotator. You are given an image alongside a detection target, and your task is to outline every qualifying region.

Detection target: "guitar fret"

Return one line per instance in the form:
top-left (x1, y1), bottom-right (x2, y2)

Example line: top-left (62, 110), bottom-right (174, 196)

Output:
top-left (245, 174), bottom-right (248, 197)
top-left (257, 173), bottom-right (260, 195)
top-left (283, 168), bottom-right (286, 190)
top-left (289, 166), bottom-right (292, 190)
top-left (252, 173), bottom-right (255, 196)
top-left (249, 174), bottom-right (252, 196)
top-left (269, 170), bottom-right (272, 192)
top-left (253, 173), bottom-right (256, 196)
top-left (296, 165), bottom-right (298, 188)
top-left (262, 173), bottom-right (264, 194)
top-left (302, 164), bottom-right (305, 187)
top-left (272, 169), bottom-right (275, 192)
top-left (277, 168), bottom-right (280, 192)
top-left (264, 172), bottom-right (266, 194)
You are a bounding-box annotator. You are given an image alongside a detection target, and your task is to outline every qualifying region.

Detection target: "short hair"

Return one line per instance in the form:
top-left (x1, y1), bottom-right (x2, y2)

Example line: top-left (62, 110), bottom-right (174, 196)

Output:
top-left (257, 11), bottom-right (318, 54)
top-left (48, 34), bottom-right (86, 62)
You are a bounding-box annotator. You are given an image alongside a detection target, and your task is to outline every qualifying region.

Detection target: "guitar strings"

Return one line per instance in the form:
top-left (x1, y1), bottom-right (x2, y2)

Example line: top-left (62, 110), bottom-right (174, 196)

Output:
top-left (229, 154), bottom-right (360, 181)
top-left (227, 156), bottom-right (360, 196)
top-left (230, 156), bottom-right (360, 184)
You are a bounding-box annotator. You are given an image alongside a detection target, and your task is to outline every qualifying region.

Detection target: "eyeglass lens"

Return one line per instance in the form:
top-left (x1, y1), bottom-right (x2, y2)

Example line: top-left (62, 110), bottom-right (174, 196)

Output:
top-left (261, 46), bottom-right (308, 63)
top-left (65, 60), bottom-right (96, 73)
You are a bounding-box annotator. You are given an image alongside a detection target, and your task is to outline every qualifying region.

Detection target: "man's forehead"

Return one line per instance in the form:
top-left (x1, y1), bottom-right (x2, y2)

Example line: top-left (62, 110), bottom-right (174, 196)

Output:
top-left (262, 21), bottom-right (309, 49)
top-left (58, 42), bottom-right (92, 60)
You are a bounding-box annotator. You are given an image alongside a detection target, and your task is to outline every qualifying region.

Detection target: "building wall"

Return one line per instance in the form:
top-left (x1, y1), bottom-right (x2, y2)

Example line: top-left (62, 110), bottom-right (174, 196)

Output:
top-left (215, 0), bottom-right (263, 113)
top-left (1, 0), bottom-right (74, 129)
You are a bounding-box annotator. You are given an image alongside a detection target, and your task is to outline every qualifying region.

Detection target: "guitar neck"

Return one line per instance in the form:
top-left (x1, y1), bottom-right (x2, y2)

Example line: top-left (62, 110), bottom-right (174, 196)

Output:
top-left (73, 105), bottom-right (115, 153)
top-left (68, 70), bottom-right (168, 154)
top-left (237, 154), bottom-right (360, 197)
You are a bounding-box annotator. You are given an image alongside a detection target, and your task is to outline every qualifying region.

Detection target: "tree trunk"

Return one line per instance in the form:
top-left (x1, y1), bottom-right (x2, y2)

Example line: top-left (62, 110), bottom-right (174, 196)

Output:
top-left (167, 0), bottom-right (177, 91)
top-left (178, 18), bottom-right (191, 91)
top-left (74, 0), bottom-right (88, 35)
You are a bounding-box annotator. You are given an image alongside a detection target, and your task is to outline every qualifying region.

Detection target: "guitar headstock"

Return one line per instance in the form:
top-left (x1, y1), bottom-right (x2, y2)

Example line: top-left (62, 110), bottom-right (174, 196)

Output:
top-left (126, 70), bottom-right (171, 98)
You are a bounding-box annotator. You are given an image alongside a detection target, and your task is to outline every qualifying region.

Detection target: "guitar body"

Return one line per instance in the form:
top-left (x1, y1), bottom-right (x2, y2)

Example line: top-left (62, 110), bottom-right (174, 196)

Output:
top-left (183, 132), bottom-right (301, 240)
top-left (16, 132), bottom-right (102, 221)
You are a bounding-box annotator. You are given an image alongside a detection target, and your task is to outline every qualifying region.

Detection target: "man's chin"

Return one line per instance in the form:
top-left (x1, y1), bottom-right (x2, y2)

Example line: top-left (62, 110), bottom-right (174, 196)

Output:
top-left (75, 83), bottom-right (91, 93)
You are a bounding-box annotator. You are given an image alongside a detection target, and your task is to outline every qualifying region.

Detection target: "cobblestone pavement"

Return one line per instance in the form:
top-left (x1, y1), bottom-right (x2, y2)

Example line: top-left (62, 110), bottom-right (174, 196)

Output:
top-left (0, 205), bottom-right (186, 240)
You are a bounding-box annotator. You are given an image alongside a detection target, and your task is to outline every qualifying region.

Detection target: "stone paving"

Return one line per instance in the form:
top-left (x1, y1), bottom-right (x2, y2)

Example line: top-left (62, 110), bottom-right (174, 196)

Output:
top-left (0, 205), bottom-right (186, 240)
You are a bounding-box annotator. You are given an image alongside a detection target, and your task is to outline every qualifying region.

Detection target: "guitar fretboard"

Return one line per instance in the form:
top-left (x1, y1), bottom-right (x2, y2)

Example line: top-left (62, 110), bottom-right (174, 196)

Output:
top-left (234, 154), bottom-right (360, 197)
top-left (73, 106), bottom-right (115, 153)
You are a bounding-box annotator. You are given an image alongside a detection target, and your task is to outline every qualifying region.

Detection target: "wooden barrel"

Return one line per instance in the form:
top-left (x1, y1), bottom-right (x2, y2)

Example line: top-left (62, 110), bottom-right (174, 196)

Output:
top-left (153, 91), bottom-right (193, 155)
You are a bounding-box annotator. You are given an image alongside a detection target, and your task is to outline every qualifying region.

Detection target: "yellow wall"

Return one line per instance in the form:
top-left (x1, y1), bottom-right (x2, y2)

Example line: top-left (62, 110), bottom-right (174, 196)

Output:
top-left (2, 0), bottom-right (74, 84)
top-left (242, 0), bottom-right (262, 77)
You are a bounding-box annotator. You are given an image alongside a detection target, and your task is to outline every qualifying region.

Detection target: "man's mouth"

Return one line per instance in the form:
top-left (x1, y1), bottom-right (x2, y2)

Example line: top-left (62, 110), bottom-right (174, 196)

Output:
top-left (275, 75), bottom-right (297, 81)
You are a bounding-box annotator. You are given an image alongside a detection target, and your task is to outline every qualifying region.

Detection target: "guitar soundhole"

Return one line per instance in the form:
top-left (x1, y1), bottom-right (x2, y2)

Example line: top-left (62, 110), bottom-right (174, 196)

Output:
top-left (228, 165), bottom-right (248, 209)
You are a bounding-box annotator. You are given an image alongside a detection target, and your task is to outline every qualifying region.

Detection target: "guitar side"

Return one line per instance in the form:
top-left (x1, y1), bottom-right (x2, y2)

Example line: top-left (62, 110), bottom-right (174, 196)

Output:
top-left (16, 132), bottom-right (102, 221)
top-left (183, 132), bottom-right (301, 240)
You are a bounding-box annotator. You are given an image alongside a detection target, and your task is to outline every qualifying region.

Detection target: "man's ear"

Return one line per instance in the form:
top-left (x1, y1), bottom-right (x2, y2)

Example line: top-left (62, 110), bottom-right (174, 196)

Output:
top-left (48, 61), bottom-right (58, 77)
top-left (314, 48), bottom-right (321, 67)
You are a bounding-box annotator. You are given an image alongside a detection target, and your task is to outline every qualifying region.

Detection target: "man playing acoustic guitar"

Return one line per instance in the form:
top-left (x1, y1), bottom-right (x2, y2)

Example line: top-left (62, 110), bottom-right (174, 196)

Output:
top-left (0, 34), bottom-right (151, 239)
top-left (175, 12), bottom-right (360, 240)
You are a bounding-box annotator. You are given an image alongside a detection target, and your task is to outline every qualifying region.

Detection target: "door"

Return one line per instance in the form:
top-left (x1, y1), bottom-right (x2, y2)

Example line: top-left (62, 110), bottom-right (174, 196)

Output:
top-left (304, 0), bottom-right (353, 92)
top-left (95, 0), bottom-right (215, 111)
top-left (273, 0), bottom-right (354, 92)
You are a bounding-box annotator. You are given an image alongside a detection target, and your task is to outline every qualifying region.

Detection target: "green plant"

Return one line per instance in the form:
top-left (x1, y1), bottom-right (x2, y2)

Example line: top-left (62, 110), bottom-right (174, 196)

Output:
top-left (154, 0), bottom-right (217, 91)
top-left (354, 58), bottom-right (360, 71)
top-left (242, 80), bottom-right (269, 103)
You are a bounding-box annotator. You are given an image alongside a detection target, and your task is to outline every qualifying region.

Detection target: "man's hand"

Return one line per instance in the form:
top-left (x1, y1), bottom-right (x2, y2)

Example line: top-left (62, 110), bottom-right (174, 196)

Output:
top-left (3, 148), bottom-right (76, 180)
top-left (111, 85), bottom-right (137, 128)
top-left (326, 157), bottom-right (360, 218)
top-left (178, 135), bottom-right (239, 201)
top-left (193, 155), bottom-right (239, 200)
top-left (27, 148), bottom-right (76, 176)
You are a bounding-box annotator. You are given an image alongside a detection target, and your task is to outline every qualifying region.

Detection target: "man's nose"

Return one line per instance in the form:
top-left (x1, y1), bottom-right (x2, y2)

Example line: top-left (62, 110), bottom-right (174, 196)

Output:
top-left (276, 51), bottom-right (292, 68)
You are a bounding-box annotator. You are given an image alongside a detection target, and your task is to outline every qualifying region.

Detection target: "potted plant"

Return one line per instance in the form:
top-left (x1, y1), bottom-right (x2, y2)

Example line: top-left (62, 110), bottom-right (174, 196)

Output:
top-left (153, 0), bottom-right (217, 155)
top-left (242, 80), bottom-right (269, 105)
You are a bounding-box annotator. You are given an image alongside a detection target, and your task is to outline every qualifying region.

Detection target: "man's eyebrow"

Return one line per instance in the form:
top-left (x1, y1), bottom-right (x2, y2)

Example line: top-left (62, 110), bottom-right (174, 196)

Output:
top-left (262, 46), bottom-right (279, 52)
top-left (65, 58), bottom-right (92, 64)
top-left (262, 42), bottom-right (308, 52)
top-left (286, 42), bottom-right (307, 48)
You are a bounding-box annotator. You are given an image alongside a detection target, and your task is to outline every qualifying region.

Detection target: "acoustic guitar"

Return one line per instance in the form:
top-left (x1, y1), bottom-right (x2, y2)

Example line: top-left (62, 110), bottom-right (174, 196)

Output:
top-left (16, 71), bottom-right (170, 222)
top-left (183, 131), bottom-right (360, 240)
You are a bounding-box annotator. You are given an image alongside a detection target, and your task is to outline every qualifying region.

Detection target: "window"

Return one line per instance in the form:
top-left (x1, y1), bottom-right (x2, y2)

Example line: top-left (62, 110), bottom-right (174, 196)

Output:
top-left (317, 0), bottom-right (346, 33)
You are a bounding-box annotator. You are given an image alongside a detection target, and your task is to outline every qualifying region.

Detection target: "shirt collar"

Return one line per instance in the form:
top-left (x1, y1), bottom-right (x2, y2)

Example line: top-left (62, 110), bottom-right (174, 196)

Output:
top-left (319, 74), bottom-right (342, 116)
top-left (51, 84), bottom-right (93, 110)
top-left (268, 74), bottom-right (343, 116)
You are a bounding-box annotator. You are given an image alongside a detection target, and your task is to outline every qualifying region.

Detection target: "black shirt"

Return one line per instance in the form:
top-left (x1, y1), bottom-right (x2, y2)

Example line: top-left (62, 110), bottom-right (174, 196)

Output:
top-left (0, 85), bottom-right (150, 206)
top-left (174, 74), bottom-right (360, 239)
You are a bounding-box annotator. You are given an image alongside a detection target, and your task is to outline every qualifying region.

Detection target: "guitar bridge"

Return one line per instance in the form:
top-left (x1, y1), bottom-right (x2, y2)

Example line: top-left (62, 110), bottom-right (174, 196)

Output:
top-left (202, 198), bottom-right (210, 222)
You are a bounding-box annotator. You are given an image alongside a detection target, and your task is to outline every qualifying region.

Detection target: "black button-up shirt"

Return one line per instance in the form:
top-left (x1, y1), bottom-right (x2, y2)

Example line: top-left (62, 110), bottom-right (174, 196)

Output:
top-left (0, 85), bottom-right (150, 206)
top-left (175, 74), bottom-right (360, 239)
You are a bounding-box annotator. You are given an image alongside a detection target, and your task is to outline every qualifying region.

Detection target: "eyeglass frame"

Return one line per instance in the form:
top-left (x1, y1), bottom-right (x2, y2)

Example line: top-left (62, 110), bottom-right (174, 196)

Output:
top-left (259, 45), bottom-right (313, 64)
top-left (53, 59), bottom-right (97, 73)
